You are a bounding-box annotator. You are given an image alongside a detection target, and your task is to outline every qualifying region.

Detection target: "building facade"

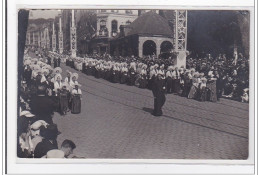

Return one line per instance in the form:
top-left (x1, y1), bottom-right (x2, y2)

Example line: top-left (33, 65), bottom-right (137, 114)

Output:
top-left (89, 10), bottom-right (139, 54)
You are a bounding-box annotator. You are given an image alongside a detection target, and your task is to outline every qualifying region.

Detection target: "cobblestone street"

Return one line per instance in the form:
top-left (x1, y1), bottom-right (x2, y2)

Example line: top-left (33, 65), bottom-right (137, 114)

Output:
top-left (52, 63), bottom-right (249, 159)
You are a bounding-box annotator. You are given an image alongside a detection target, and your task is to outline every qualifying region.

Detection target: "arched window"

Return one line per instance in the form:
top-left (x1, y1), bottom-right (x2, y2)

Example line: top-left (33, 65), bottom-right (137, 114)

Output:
top-left (143, 40), bottom-right (157, 56)
top-left (112, 20), bottom-right (118, 32)
top-left (126, 20), bottom-right (132, 25)
top-left (111, 20), bottom-right (118, 37)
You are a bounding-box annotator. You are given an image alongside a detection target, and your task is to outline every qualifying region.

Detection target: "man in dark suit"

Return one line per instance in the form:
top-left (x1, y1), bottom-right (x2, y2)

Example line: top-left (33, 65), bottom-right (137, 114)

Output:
top-left (30, 85), bottom-right (57, 124)
top-left (152, 73), bottom-right (166, 116)
top-left (34, 124), bottom-right (60, 158)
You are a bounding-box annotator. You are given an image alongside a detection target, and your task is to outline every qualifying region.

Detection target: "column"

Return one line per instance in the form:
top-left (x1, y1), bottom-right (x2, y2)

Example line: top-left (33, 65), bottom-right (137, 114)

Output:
top-left (28, 32), bottom-right (31, 45)
top-left (46, 28), bottom-right (50, 49)
top-left (156, 40), bottom-right (161, 57)
top-left (32, 32), bottom-right (35, 46)
top-left (70, 10), bottom-right (77, 58)
top-left (38, 31), bottom-right (41, 47)
top-left (58, 14), bottom-right (63, 54)
top-left (174, 10), bottom-right (187, 68)
top-left (138, 37), bottom-right (143, 58)
top-left (52, 22), bottom-right (56, 52)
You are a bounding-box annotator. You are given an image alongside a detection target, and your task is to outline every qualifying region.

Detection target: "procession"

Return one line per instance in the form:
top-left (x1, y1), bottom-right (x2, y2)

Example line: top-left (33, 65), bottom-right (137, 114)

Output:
top-left (17, 9), bottom-right (250, 159)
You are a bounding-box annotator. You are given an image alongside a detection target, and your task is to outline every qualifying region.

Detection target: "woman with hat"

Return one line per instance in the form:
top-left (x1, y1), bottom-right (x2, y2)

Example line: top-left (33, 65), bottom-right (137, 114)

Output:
top-left (53, 67), bottom-right (62, 75)
top-left (54, 74), bottom-right (63, 95)
top-left (197, 77), bottom-right (208, 101)
top-left (139, 64), bottom-right (148, 89)
top-left (86, 60), bottom-right (93, 76)
top-left (127, 62), bottom-right (136, 86)
top-left (166, 66), bottom-right (174, 94)
top-left (182, 70), bottom-right (192, 97)
top-left (120, 63), bottom-right (128, 84)
top-left (71, 82), bottom-right (82, 114)
top-left (206, 71), bottom-right (217, 102)
top-left (147, 65), bottom-right (156, 90)
top-left (111, 63), bottom-right (120, 83)
top-left (64, 70), bottom-right (72, 85)
top-left (59, 83), bottom-right (70, 115)
top-left (188, 72), bottom-right (199, 99)
top-left (172, 67), bottom-right (181, 94)
top-left (69, 73), bottom-right (79, 90)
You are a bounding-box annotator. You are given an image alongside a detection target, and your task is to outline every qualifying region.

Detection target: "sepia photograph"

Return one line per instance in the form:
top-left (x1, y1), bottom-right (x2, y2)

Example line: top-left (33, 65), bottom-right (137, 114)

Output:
top-left (17, 8), bottom-right (251, 160)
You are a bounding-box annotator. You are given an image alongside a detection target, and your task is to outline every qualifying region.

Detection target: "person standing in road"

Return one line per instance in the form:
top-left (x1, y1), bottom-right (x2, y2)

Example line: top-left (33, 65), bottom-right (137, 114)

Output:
top-left (152, 73), bottom-right (166, 116)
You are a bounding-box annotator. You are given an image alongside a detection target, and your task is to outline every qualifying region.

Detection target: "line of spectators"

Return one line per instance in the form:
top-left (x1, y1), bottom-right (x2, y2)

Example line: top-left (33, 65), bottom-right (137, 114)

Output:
top-left (63, 52), bottom-right (249, 103)
top-left (18, 51), bottom-right (84, 158)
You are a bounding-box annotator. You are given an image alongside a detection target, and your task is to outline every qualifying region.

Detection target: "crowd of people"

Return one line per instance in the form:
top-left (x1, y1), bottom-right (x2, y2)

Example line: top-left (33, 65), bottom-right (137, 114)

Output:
top-left (18, 50), bottom-right (83, 158)
top-left (64, 52), bottom-right (249, 104)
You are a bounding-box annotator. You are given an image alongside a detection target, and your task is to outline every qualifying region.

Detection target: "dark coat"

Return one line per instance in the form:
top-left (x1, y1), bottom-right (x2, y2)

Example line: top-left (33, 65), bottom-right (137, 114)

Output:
top-left (30, 96), bottom-right (56, 124)
top-left (34, 139), bottom-right (58, 158)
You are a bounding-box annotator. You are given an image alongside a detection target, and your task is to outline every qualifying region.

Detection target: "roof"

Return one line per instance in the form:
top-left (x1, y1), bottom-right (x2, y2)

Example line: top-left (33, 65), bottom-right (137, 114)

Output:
top-left (126, 11), bottom-right (173, 37)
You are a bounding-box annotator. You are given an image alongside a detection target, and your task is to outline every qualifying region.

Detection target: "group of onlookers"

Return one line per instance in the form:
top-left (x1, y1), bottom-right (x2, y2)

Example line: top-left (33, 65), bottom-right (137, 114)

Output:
top-left (63, 52), bottom-right (249, 103)
top-left (18, 51), bottom-right (84, 158)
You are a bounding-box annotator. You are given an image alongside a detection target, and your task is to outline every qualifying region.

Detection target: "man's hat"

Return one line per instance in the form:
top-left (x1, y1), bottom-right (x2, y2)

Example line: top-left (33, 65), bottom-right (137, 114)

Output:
top-left (40, 124), bottom-right (61, 140)
top-left (20, 110), bottom-right (35, 118)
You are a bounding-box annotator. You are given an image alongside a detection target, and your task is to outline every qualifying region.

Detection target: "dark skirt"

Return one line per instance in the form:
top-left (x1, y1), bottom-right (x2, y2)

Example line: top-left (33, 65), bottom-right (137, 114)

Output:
top-left (173, 79), bottom-right (181, 94)
top-left (71, 94), bottom-right (81, 114)
top-left (166, 77), bottom-right (173, 93)
top-left (128, 72), bottom-right (136, 86)
top-left (59, 93), bottom-right (68, 115)
top-left (120, 73), bottom-right (128, 84)
top-left (182, 81), bottom-right (191, 97)
top-left (112, 71), bottom-right (120, 83)
top-left (147, 79), bottom-right (153, 90)
top-left (139, 78), bottom-right (147, 89)
top-left (198, 87), bottom-right (208, 101)
top-left (86, 67), bottom-right (93, 75)
top-left (207, 80), bottom-right (217, 102)
top-left (188, 85), bottom-right (198, 99)
top-left (104, 70), bottom-right (111, 81)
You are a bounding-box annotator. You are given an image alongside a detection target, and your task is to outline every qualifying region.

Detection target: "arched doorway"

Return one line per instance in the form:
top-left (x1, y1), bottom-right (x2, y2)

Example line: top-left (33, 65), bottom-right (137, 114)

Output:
top-left (160, 41), bottom-right (173, 53)
top-left (143, 40), bottom-right (156, 56)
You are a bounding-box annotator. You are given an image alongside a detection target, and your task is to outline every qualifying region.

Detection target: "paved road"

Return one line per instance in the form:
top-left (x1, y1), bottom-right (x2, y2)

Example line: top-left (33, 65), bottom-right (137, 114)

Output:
top-left (49, 62), bottom-right (249, 159)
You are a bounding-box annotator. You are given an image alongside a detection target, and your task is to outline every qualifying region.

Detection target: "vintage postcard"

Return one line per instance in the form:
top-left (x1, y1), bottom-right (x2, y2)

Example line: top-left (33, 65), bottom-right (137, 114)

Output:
top-left (4, 0), bottom-right (255, 174)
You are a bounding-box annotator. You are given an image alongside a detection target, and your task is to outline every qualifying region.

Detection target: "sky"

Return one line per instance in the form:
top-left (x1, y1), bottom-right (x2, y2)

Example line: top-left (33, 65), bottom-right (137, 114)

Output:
top-left (29, 9), bottom-right (61, 19)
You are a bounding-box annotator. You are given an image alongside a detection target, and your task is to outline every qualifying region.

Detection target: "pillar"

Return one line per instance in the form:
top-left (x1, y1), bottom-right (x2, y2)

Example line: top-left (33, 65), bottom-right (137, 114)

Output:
top-left (138, 37), bottom-right (144, 58)
top-left (59, 14), bottom-right (63, 54)
top-left (32, 32), bottom-right (35, 46)
top-left (52, 22), bottom-right (56, 52)
top-left (70, 10), bottom-right (77, 58)
top-left (174, 10), bottom-right (187, 68)
top-left (37, 31), bottom-right (40, 47)
top-left (28, 32), bottom-right (31, 45)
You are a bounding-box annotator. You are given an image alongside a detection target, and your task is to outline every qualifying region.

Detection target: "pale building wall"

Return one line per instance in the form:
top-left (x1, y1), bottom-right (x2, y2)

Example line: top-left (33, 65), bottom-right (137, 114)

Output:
top-left (97, 10), bottom-right (138, 38)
